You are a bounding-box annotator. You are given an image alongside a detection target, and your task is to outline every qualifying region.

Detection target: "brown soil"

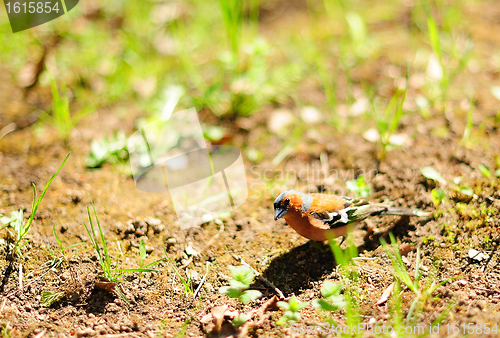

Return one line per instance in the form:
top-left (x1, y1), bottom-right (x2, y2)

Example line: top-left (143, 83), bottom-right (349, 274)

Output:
top-left (1, 1), bottom-right (500, 338)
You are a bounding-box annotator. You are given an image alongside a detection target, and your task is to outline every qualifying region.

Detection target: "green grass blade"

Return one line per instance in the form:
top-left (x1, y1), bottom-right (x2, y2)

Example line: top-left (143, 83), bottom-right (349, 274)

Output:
top-left (381, 235), bottom-right (416, 292)
top-left (114, 285), bottom-right (130, 305)
top-left (164, 248), bottom-right (193, 295)
top-left (422, 0), bottom-right (442, 60)
top-left (83, 207), bottom-right (108, 279)
top-left (113, 268), bottom-right (157, 273)
top-left (53, 223), bottom-right (65, 256)
top-left (139, 238), bottom-right (146, 266)
top-left (142, 258), bottom-right (166, 269)
top-left (90, 200), bottom-right (112, 279)
top-left (17, 153), bottom-right (70, 251)
top-left (329, 239), bottom-right (346, 266)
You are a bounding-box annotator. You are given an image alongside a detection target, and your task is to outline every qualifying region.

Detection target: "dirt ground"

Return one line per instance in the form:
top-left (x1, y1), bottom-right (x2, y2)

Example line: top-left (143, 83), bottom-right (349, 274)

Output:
top-left (1, 0), bottom-right (500, 337)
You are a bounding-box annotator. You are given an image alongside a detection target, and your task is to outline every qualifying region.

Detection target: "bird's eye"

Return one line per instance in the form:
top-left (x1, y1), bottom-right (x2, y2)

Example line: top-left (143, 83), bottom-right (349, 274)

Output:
top-left (284, 198), bottom-right (290, 205)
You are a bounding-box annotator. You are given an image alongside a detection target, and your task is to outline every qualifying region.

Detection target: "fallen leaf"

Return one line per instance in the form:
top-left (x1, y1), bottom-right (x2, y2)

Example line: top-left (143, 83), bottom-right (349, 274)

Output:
top-left (376, 282), bottom-right (395, 306)
top-left (399, 243), bottom-right (413, 256)
top-left (211, 305), bottom-right (228, 333)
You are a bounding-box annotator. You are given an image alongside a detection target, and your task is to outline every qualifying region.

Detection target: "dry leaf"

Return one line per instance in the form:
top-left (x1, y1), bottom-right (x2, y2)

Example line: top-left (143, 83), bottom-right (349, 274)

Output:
top-left (376, 282), bottom-right (395, 306)
top-left (211, 305), bottom-right (228, 333)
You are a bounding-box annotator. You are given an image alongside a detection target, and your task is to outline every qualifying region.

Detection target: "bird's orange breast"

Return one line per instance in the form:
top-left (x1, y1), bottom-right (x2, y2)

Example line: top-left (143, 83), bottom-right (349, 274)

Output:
top-left (283, 209), bottom-right (349, 241)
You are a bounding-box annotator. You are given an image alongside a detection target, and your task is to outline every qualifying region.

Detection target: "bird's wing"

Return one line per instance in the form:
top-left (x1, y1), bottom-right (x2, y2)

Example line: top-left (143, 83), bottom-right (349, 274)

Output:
top-left (309, 196), bottom-right (375, 229)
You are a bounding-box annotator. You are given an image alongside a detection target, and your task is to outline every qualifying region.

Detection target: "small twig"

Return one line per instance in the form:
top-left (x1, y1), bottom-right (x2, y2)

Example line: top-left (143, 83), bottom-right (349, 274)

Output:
top-left (232, 255), bottom-right (284, 300)
top-left (6, 263), bottom-right (57, 298)
top-left (32, 330), bottom-right (46, 338)
top-left (0, 298), bottom-right (7, 314)
top-left (18, 262), bottom-right (23, 291)
top-left (194, 263), bottom-right (210, 299)
top-left (474, 287), bottom-right (500, 294)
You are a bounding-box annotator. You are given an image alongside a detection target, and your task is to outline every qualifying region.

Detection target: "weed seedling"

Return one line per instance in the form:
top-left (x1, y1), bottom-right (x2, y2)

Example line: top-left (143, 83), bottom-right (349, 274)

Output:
top-left (346, 176), bottom-right (371, 198)
top-left (86, 132), bottom-right (129, 169)
top-left (218, 0), bottom-right (244, 63)
top-left (421, 0), bottom-right (473, 105)
top-left (219, 265), bottom-right (262, 327)
top-left (462, 98), bottom-right (474, 145)
top-left (370, 83), bottom-right (407, 161)
top-left (164, 249), bottom-right (194, 296)
top-left (44, 77), bottom-right (93, 140)
top-left (33, 222), bottom-right (85, 307)
top-left (1, 153), bottom-right (70, 259)
top-left (478, 164), bottom-right (493, 179)
top-left (83, 200), bottom-right (161, 303)
top-left (312, 281), bottom-right (346, 312)
top-left (421, 166), bottom-right (446, 185)
top-left (431, 188), bottom-right (446, 208)
top-left (380, 233), bottom-right (456, 327)
top-left (40, 224), bottom-right (85, 274)
top-left (40, 290), bottom-right (66, 307)
top-left (276, 295), bottom-right (309, 325)
top-left (328, 238), bottom-right (361, 333)
top-left (422, 167), bottom-right (478, 206)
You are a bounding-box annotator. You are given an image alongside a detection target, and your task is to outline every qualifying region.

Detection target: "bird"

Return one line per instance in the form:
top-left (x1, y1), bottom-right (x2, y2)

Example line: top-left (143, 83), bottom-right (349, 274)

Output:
top-left (273, 190), bottom-right (430, 242)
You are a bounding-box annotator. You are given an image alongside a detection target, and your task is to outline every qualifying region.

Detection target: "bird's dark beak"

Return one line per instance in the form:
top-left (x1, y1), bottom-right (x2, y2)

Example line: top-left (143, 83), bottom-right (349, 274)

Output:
top-left (274, 208), bottom-right (287, 220)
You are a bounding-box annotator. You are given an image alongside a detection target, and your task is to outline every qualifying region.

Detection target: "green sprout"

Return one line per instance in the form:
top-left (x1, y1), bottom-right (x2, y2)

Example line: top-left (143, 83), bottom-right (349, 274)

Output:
top-left (40, 224), bottom-right (84, 271)
top-left (431, 188), bottom-right (446, 208)
top-left (371, 82), bottom-right (407, 161)
top-left (462, 98), bottom-right (474, 144)
top-left (219, 265), bottom-right (262, 327)
top-left (312, 281), bottom-right (347, 312)
top-left (421, 166), bottom-right (446, 185)
top-left (276, 296), bottom-right (309, 325)
top-left (39, 224), bottom-right (84, 307)
top-left (44, 77), bottom-right (93, 140)
top-left (219, 265), bottom-right (262, 303)
top-left (346, 176), bottom-right (372, 198)
top-left (328, 238), bottom-right (361, 331)
top-left (164, 249), bottom-right (194, 296)
top-left (83, 200), bottom-right (162, 303)
top-left (478, 164), bottom-right (492, 179)
top-left (86, 132), bottom-right (129, 169)
top-left (218, 0), bottom-right (244, 63)
top-left (40, 290), bottom-right (66, 308)
top-left (1, 153), bottom-right (70, 259)
top-left (421, 0), bottom-right (473, 105)
top-left (380, 233), bottom-right (456, 325)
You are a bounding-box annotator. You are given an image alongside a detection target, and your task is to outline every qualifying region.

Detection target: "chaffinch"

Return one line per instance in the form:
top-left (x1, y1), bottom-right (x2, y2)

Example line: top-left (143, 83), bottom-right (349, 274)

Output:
top-left (273, 190), bottom-right (429, 242)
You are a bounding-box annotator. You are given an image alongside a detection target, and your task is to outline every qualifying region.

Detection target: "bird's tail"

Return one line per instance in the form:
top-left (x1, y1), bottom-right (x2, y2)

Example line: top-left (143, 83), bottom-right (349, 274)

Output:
top-left (374, 206), bottom-right (431, 217)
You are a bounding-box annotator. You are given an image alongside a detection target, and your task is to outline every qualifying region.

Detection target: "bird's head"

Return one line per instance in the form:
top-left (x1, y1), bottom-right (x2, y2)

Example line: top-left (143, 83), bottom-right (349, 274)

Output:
top-left (273, 190), bottom-right (313, 220)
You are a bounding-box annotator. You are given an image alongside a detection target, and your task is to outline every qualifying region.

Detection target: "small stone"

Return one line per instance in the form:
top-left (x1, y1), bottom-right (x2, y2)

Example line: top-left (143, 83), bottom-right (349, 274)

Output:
top-left (468, 249), bottom-right (489, 261)
top-left (300, 106), bottom-right (321, 124)
top-left (76, 328), bottom-right (96, 338)
top-left (268, 109), bottom-right (295, 136)
top-left (185, 245), bottom-right (199, 257)
top-left (115, 222), bottom-right (125, 234)
top-left (108, 323), bottom-right (120, 331)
